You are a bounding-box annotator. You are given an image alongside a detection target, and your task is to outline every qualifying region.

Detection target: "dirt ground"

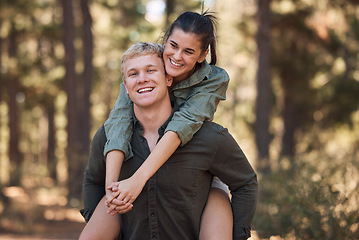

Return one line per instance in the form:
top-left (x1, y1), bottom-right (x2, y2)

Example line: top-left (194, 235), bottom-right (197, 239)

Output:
top-left (0, 223), bottom-right (266, 240)
top-left (0, 186), bottom-right (270, 240)
top-left (0, 185), bottom-right (86, 240)
top-left (0, 221), bottom-right (86, 240)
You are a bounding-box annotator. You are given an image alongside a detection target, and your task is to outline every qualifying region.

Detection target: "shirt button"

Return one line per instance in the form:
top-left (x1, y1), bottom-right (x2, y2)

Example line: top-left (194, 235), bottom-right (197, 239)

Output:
top-left (149, 188), bottom-right (154, 193)
top-left (150, 212), bottom-right (155, 217)
top-left (152, 236), bottom-right (157, 240)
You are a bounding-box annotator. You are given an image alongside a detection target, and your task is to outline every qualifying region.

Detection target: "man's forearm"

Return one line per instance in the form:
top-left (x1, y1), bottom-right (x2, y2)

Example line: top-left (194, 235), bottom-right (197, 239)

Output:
top-left (82, 172), bottom-right (106, 222)
top-left (231, 177), bottom-right (258, 240)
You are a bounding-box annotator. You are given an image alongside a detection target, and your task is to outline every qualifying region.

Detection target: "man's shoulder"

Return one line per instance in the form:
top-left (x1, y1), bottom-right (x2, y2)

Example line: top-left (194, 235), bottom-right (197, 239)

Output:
top-left (195, 121), bottom-right (228, 137)
top-left (202, 120), bottom-right (224, 129)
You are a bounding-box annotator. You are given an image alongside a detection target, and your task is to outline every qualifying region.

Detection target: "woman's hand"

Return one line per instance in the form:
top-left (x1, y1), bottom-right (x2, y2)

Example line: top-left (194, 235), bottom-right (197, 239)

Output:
top-left (107, 175), bottom-right (146, 215)
top-left (115, 175), bottom-right (146, 203)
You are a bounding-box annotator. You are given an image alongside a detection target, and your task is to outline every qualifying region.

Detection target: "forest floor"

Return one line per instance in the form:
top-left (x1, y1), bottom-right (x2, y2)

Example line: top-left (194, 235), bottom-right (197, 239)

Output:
top-left (0, 221), bottom-right (85, 240)
top-left (0, 182), bottom-right (86, 240)
top-left (0, 185), bottom-right (276, 240)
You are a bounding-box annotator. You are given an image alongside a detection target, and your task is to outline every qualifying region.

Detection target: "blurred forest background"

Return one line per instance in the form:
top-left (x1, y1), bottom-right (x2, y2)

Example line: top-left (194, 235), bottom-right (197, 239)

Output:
top-left (0, 0), bottom-right (358, 239)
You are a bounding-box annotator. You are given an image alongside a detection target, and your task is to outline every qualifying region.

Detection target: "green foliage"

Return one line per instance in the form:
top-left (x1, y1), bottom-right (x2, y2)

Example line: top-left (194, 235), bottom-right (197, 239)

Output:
top-left (320, 77), bottom-right (359, 128)
top-left (254, 155), bottom-right (359, 239)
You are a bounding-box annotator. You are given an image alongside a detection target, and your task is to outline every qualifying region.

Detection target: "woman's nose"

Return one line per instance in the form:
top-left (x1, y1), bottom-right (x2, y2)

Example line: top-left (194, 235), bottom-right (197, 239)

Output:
top-left (173, 50), bottom-right (181, 60)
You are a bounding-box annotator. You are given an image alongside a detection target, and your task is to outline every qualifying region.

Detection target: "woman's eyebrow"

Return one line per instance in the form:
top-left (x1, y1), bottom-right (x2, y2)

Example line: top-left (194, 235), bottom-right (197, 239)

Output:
top-left (170, 40), bottom-right (196, 53)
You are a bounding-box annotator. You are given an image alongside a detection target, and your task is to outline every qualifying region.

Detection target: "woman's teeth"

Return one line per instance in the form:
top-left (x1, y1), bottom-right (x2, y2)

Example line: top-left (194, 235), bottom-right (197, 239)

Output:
top-left (170, 59), bottom-right (182, 67)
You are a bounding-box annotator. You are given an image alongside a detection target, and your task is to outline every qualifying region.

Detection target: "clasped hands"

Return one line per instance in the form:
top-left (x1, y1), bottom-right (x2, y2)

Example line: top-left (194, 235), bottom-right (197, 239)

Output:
top-left (105, 175), bottom-right (145, 215)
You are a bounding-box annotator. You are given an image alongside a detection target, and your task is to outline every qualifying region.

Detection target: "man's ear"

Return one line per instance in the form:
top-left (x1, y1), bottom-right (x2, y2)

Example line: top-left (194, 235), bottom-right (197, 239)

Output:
top-left (166, 75), bottom-right (173, 87)
top-left (123, 80), bottom-right (129, 94)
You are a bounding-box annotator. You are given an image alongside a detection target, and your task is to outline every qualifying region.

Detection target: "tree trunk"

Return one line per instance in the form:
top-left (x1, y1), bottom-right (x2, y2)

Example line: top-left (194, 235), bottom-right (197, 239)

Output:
top-left (280, 41), bottom-right (299, 159)
top-left (79, 0), bottom-right (93, 155)
top-left (47, 103), bottom-right (57, 181)
top-left (7, 28), bottom-right (22, 185)
top-left (165, 0), bottom-right (176, 27)
top-left (255, 0), bottom-right (272, 173)
top-left (61, 0), bottom-right (80, 200)
top-left (280, 70), bottom-right (297, 157)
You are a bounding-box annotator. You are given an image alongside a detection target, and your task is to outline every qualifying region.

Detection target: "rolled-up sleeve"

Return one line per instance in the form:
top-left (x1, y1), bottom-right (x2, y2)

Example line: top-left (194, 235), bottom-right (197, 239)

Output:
top-left (166, 66), bottom-right (229, 146)
top-left (81, 125), bottom-right (107, 222)
top-left (103, 82), bottom-right (134, 160)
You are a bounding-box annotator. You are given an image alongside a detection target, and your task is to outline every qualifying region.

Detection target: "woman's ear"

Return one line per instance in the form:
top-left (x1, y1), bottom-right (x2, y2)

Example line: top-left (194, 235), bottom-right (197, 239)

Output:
top-left (198, 48), bottom-right (209, 63)
top-left (166, 75), bottom-right (173, 87)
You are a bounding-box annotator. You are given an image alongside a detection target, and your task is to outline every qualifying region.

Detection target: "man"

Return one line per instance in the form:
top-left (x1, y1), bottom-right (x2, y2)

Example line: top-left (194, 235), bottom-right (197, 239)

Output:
top-left (80, 42), bottom-right (257, 240)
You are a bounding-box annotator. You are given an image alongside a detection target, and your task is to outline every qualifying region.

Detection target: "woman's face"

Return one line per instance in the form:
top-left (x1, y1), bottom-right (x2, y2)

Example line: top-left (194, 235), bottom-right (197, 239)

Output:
top-left (163, 28), bottom-right (208, 83)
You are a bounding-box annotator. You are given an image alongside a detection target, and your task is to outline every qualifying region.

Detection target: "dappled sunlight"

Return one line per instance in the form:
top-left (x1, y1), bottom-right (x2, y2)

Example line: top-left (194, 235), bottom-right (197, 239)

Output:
top-left (44, 208), bottom-right (84, 222)
top-left (2, 187), bottom-right (30, 203)
top-left (1, 171), bottom-right (85, 235)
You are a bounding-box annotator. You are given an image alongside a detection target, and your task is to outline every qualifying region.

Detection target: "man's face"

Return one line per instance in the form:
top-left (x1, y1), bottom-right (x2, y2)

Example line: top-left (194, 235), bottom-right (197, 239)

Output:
top-left (123, 54), bottom-right (172, 109)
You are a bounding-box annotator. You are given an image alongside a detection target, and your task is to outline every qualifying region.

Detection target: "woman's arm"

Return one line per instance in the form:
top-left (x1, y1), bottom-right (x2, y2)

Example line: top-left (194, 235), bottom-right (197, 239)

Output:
top-left (167, 66), bottom-right (229, 145)
top-left (109, 131), bottom-right (181, 205)
top-left (104, 82), bottom-right (134, 160)
top-left (102, 82), bottom-right (134, 207)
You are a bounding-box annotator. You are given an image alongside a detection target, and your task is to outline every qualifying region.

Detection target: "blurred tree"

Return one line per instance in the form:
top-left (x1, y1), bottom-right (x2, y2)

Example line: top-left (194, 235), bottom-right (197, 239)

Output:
top-left (165, 0), bottom-right (176, 27)
top-left (0, 19), bottom-right (3, 159)
top-left (7, 26), bottom-right (22, 186)
top-left (255, 0), bottom-right (272, 172)
top-left (60, 0), bottom-right (81, 200)
top-left (271, 7), bottom-right (323, 158)
top-left (254, 0), bottom-right (359, 237)
top-left (319, 1), bottom-right (359, 129)
top-left (34, 3), bottom-right (63, 182)
top-left (79, 0), bottom-right (93, 156)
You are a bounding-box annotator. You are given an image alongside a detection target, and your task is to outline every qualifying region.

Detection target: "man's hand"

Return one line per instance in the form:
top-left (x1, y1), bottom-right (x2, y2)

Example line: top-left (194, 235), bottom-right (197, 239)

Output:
top-left (105, 182), bottom-right (120, 203)
top-left (108, 197), bottom-right (133, 215)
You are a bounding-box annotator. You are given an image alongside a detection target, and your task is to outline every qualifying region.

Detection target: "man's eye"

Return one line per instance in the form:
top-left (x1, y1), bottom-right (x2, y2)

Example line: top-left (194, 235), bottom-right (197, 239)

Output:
top-left (129, 73), bottom-right (137, 77)
top-left (148, 69), bottom-right (156, 73)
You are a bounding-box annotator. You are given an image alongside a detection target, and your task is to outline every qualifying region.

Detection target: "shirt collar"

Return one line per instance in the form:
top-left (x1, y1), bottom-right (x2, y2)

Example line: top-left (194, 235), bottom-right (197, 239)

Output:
top-left (133, 110), bottom-right (176, 137)
top-left (171, 60), bottom-right (211, 90)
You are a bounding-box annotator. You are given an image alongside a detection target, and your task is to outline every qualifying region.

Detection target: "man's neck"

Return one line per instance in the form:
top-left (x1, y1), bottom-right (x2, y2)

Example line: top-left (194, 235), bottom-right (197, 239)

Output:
top-left (134, 102), bottom-right (172, 151)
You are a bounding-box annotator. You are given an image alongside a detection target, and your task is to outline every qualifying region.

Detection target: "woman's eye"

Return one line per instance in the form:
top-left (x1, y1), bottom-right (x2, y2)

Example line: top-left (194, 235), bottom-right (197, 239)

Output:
top-left (170, 43), bottom-right (177, 49)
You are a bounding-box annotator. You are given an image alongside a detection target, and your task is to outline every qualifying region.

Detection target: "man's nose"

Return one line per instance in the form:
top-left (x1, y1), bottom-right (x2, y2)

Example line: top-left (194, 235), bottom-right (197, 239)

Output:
top-left (137, 72), bottom-right (149, 83)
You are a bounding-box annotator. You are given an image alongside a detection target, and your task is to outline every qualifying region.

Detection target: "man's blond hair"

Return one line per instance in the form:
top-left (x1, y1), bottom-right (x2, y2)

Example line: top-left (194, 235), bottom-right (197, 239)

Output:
top-left (121, 42), bottom-right (164, 79)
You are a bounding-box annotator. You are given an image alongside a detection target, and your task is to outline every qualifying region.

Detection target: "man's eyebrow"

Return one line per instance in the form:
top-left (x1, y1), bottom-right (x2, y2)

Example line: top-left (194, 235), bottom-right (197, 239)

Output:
top-left (126, 63), bottom-right (159, 72)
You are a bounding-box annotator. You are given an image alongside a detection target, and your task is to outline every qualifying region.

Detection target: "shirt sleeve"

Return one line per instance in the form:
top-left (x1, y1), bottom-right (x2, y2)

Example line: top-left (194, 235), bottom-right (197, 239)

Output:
top-left (80, 125), bottom-right (107, 222)
top-left (103, 82), bottom-right (134, 160)
top-left (209, 127), bottom-right (258, 240)
top-left (165, 68), bottom-right (229, 146)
